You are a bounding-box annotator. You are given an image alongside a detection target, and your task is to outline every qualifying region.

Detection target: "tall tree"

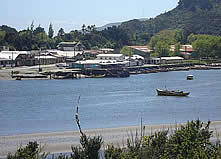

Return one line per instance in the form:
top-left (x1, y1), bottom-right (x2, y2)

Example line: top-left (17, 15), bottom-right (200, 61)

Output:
top-left (57, 28), bottom-right (65, 37)
top-left (48, 23), bottom-right (54, 39)
top-left (33, 25), bottom-right (45, 35)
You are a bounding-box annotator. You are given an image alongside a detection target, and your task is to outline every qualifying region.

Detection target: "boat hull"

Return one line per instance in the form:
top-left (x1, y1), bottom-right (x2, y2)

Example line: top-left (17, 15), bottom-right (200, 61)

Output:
top-left (156, 89), bottom-right (189, 96)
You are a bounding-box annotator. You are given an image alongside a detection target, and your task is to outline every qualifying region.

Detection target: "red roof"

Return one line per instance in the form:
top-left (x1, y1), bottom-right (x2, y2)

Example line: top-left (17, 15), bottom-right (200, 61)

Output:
top-left (128, 46), bottom-right (152, 53)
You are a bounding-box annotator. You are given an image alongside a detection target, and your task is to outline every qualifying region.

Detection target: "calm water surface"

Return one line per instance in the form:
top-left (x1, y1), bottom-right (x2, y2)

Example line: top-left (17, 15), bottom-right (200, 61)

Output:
top-left (0, 70), bottom-right (221, 136)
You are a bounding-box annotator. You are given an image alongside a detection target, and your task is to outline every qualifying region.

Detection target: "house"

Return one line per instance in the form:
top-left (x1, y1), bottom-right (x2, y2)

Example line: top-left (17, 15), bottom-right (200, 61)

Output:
top-left (170, 45), bottom-right (193, 59)
top-left (99, 48), bottom-right (114, 54)
top-left (96, 54), bottom-right (125, 61)
top-left (160, 57), bottom-right (184, 64)
top-left (0, 51), bottom-right (29, 67)
top-left (125, 54), bottom-right (145, 66)
top-left (57, 41), bottom-right (84, 51)
top-left (128, 46), bottom-right (152, 58)
top-left (0, 46), bottom-right (9, 51)
top-left (149, 56), bottom-right (184, 64)
top-left (149, 57), bottom-right (161, 65)
top-left (0, 58), bottom-right (11, 67)
top-left (83, 50), bottom-right (103, 60)
top-left (68, 54), bottom-right (128, 69)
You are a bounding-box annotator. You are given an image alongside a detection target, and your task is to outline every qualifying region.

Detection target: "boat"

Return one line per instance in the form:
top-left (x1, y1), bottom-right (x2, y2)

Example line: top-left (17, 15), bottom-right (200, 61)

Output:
top-left (16, 76), bottom-right (22, 80)
top-left (156, 89), bottom-right (190, 96)
top-left (85, 74), bottom-right (106, 78)
top-left (187, 75), bottom-right (193, 80)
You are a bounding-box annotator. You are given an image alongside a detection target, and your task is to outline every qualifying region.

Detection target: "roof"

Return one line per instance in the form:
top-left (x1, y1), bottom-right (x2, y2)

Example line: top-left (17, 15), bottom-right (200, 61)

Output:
top-left (161, 56), bottom-right (184, 60)
top-left (74, 59), bottom-right (128, 65)
top-left (46, 50), bottom-right (83, 57)
top-left (125, 54), bottom-right (144, 60)
top-left (0, 51), bottom-right (29, 60)
top-left (84, 50), bottom-right (103, 54)
top-left (99, 48), bottom-right (114, 52)
top-left (96, 54), bottom-right (124, 57)
top-left (128, 46), bottom-right (152, 53)
top-left (170, 45), bottom-right (193, 52)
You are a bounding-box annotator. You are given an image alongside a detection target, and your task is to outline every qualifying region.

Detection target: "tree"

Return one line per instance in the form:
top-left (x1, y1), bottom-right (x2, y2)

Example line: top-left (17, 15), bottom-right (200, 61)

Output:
top-left (149, 30), bottom-right (176, 49)
top-left (57, 28), bottom-right (65, 37)
top-left (155, 41), bottom-right (170, 57)
top-left (82, 24), bottom-right (86, 34)
top-left (48, 23), bottom-right (54, 39)
top-left (120, 46), bottom-right (133, 56)
top-left (0, 30), bottom-right (6, 45)
top-left (175, 29), bottom-right (186, 44)
top-left (33, 25), bottom-right (45, 35)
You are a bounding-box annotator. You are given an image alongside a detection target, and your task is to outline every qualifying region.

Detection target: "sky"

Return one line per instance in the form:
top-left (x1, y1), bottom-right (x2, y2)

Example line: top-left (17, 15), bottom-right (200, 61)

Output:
top-left (1, 0), bottom-right (179, 34)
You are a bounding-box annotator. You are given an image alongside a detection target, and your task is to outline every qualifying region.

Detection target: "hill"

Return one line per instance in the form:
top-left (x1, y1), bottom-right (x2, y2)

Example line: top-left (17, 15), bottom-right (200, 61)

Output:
top-left (119, 0), bottom-right (221, 44)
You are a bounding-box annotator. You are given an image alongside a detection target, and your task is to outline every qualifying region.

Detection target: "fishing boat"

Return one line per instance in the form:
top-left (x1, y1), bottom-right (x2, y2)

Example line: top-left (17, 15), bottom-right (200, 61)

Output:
top-left (156, 89), bottom-right (190, 96)
top-left (187, 75), bottom-right (193, 80)
top-left (85, 74), bottom-right (106, 78)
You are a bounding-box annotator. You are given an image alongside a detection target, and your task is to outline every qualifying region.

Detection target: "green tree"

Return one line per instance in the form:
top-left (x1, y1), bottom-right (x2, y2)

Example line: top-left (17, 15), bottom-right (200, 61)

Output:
top-left (175, 29), bottom-right (186, 44)
top-left (0, 30), bottom-right (6, 45)
top-left (192, 38), bottom-right (211, 58)
top-left (155, 41), bottom-right (170, 57)
top-left (57, 28), bottom-right (65, 37)
top-left (48, 23), bottom-right (54, 39)
top-left (149, 29), bottom-right (176, 49)
top-left (120, 46), bottom-right (133, 56)
top-left (33, 25), bottom-right (45, 35)
top-left (7, 141), bottom-right (48, 159)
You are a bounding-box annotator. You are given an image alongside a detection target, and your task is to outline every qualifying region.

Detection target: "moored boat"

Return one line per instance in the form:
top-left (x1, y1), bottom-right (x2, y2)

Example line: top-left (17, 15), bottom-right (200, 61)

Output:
top-left (187, 75), bottom-right (193, 80)
top-left (156, 89), bottom-right (190, 96)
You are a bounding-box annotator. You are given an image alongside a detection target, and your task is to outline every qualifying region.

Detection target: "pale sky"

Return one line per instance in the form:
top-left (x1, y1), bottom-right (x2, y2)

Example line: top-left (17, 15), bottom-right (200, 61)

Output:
top-left (1, 0), bottom-right (179, 33)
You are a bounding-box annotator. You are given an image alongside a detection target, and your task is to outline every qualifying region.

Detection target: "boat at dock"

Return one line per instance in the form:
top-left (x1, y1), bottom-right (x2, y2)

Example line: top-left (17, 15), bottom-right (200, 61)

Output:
top-left (156, 89), bottom-right (190, 96)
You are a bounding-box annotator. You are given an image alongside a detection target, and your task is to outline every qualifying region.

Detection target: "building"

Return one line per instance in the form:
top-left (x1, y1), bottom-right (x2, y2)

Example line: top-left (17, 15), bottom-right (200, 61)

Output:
top-left (68, 54), bottom-right (128, 69)
top-left (96, 54), bottom-right (125, 61)
top-left (128, 46), bottom-right (152, 57)
top-left (160, 57), bottom-right (184, 64)
top-left (57, 41), bottom-right (84, 51)
top-left (0, 51), bottom-right (29, 67)
top-left (125, 54), bottom-right (145, 66)
top-left (0, 46), bottom-right (9, 51)
top-left (170, 45), bottom-right (193, 59)
top-left (149, 57), bottom-right (161, 65)
top-left (149, 56), bottom-right (184, 64)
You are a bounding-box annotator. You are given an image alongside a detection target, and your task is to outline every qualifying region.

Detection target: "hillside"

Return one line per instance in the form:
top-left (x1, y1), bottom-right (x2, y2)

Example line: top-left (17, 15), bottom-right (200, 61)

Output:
top-left (119, 0), bottom-right (221, 43)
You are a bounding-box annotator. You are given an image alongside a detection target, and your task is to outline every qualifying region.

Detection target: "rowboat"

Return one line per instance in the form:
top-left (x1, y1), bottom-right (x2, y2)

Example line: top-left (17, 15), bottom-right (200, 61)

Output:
top-left (156, 89), bottom-right (190, 96)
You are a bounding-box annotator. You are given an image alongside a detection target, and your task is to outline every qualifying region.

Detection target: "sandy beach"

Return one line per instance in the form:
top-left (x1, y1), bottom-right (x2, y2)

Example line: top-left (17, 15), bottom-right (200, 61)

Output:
top-left (0, 121), bottom-right (221, 158)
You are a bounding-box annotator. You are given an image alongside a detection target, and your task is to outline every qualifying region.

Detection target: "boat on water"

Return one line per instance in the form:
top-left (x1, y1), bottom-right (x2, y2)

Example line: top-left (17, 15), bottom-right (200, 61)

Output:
top-left (156, 89), bottom-right (190, 96)
top-left (85, 74), bottom-right (106, 78)
top-left (187, 75), bottom-right (193, 80)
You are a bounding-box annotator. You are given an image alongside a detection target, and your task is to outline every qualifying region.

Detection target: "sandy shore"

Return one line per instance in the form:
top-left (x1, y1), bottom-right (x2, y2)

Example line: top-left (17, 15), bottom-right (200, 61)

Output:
top-left (0, 121), bottom-right (221, 158)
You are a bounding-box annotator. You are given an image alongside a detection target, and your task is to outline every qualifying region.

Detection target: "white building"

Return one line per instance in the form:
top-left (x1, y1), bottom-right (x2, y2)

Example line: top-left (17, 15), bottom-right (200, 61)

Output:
top-left (150, 56), bottom-right (184, 64)
top-left (96, 54), bottom-right (125, 61)
top-left (161, 57), bottom-right (184, 64)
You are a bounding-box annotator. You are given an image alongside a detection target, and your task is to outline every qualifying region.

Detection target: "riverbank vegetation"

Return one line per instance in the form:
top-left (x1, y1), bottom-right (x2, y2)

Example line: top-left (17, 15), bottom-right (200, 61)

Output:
top-left (6, 120), bottom-right (221, 159)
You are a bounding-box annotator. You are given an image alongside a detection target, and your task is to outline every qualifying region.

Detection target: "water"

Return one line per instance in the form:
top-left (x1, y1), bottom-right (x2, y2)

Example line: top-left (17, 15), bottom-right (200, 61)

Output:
top-left (0, 70), bottom-right (221, 136)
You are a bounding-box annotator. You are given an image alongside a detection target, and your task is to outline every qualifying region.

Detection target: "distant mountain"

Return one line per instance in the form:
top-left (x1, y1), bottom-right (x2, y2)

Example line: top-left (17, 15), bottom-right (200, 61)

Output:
top-left (96, 22), bottom-right (121, 31)
top-left (119, 0), bottom-right (221, 42)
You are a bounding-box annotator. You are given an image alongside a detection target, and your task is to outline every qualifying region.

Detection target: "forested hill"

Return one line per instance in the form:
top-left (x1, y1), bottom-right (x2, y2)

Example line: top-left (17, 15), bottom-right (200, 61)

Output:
top-left (120, 0), bottom-right (221, 43)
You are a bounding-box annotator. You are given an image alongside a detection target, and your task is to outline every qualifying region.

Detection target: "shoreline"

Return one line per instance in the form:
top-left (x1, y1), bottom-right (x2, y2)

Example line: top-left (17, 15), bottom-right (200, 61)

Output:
top-left (0, 64), bottom-right (221, 81)
top-left (1, 121), bottom-right (221, 158)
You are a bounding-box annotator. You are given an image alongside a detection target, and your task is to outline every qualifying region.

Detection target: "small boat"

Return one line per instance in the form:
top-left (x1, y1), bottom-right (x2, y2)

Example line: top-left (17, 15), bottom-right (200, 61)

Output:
top-left (156, 89), bottom-right (190, 96)
top-left (16, 76), bottom-right (22, 80)
top-left (85, 74), bottom-right (106, 78)
top-left (187, 75), bottom-right (193, 80)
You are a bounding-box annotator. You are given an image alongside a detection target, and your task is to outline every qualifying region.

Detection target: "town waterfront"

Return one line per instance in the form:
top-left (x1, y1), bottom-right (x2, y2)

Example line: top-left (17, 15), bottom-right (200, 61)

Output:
top-left (0, 70), bottom-right (221, 136)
